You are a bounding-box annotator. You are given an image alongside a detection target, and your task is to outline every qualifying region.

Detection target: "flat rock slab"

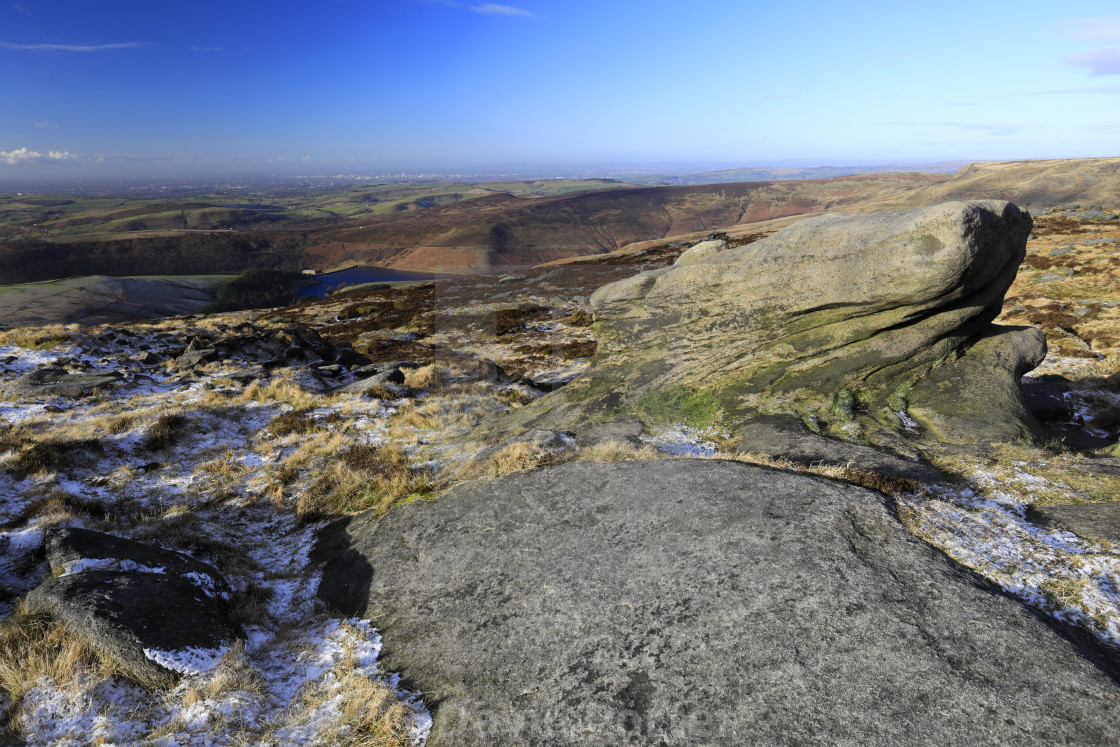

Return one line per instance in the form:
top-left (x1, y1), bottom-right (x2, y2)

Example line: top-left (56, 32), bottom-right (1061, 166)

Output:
top-left (26, 570), bottom-right (239, 687)
top-left (1027, 502), bottom-right (1120, 545)
top-left (736, 414), bottom-right (942, 481)
top-left (317, 459), bottom-right (1120, 746)
top-left (4, 367), bottom-right (123, 398)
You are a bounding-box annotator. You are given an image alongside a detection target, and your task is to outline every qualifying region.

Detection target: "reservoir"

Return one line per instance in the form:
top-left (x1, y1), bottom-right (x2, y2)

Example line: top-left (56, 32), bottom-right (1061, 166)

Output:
top-left (296, 265), bottom-right (460, 298)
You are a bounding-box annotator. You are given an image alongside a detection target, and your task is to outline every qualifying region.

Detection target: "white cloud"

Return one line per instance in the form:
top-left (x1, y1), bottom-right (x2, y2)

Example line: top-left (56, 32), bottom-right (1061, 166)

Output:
top-left (470, 3), bottom-right (533, 17)
top-left (34, 119), bottom-right (58, 129)
top-left (1063, 46), bottom-right (1120, 76)
top-left (190, 45), bottom-right (224, 52)
top-left (13, 3), bottom-right (30, 15)
top-left (0, 147), bottom-right (78, 165)
top-left (1065, 16), bottom-right (1120, 43)
top-left (0, 41), bottom-right (144, 52)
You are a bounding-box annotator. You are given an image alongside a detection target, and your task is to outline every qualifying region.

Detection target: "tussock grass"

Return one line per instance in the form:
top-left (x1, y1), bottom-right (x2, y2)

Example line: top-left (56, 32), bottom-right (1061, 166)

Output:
top-left (143, 412), bottom-right (188, 451)
top-left (719, 450), bottom-right (918, 496)
top-left (0, 607), bottom-right (136, 737)
top-left (181, 641), bottom-right (264, 708)
top-left (455, 440), bottom-right (573, 481)
top-left (194, 450), bottom-right (251, 481)
top-left (402, 363), bottom-right (441, 390)
top-left (296, 669), bottom-right (415, 746)
top-left (22, 487), bottom-right (112, 526)
top-left (241, 377), bottom-right (325, 409)
top-left (4, 437), bottom-right (102, 479)
top-left (297, 443), bottom-right (434, 521)
top-left (267, 408), bottom-right (319, 437)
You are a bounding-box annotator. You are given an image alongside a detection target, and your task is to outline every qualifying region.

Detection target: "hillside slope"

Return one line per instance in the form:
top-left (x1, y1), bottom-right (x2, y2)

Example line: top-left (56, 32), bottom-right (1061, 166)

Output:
top-left (311, 173), bottom-right (945, 273)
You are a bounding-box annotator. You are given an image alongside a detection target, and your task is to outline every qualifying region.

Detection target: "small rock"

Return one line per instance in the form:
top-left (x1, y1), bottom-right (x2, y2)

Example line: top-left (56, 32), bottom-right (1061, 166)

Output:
top-left (334, 347), bottom-right (372, 369)
top-left (334, 368), bottom-right (405, 393)
top-left (175, 349), bottom-right (219, 369)
top-left (353, 361), bottom-right (418, 377)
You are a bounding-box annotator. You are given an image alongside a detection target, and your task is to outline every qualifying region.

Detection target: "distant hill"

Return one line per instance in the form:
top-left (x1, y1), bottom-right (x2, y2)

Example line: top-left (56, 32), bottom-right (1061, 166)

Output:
top-left (4, 159), bottom-right (1120, 284)
top-left (312, 173), bottom-right (947, 273)
top-left (862, 158), bottom-right (1120, 212)
top-left (627, 161), bottom-right (973, 186)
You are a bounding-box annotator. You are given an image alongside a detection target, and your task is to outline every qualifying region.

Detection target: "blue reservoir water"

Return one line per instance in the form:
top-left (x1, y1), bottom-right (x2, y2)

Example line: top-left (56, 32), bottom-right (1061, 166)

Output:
top-left (296, 266), bottom-right (459, 298)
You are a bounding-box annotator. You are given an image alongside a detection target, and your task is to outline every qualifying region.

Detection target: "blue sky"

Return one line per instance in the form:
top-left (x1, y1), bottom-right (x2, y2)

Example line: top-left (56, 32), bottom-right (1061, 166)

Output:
top-left (1, 0), bottom-right (1119, 177)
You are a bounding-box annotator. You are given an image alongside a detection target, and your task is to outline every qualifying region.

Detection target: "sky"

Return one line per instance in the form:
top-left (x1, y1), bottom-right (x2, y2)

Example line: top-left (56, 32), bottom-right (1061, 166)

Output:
top-left (1, 0), bottom-right (1119, 179)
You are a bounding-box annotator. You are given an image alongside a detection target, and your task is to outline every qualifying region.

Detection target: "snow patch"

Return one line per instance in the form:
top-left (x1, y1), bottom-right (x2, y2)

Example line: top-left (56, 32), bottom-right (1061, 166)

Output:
top-left (641, 425), bottom-right (723, 457)
top-left (143, 645), bottom-right (229, 677)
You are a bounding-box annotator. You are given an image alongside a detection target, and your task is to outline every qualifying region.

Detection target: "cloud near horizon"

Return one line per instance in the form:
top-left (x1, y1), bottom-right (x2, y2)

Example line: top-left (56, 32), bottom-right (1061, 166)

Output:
top-left (0, 148), bottom-right (78, 165)
top-left (1063, 46), bottom-right (1120, 76)
top-left (0, 41), bottom-right (144, 53)
top-left (470, 4), bottom-right (533, 17)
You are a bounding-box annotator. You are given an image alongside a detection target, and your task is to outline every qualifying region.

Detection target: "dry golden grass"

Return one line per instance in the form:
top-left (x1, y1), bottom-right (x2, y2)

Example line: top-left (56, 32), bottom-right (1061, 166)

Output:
top-left (180, 641), bottom-right (264, 709)
top-left (4, 436), bottom-right (102, 479)
top-left (454, 440), bottom-right (574, 481)
top-left (144, 412), bottom-right (188, 451)
top-left (266, 407), bottom-right (319, 437)
top-left (0, 324), bottom-right (75, 350)
top-left (928, 441), bottom-right (1120, 506)
top-left (576, 440), bottom-right (660, 462)
top-left (402, 363), bottom-right (442, 390)
top-left (194, 450), bottom-right (250, 480)
top-left (286, 622), bottom-right (417, 747)
top-left (0, 607), bottom-right (136, 738)
top-left (241, 377), bottom-right (326, 409)
top-left (297, 668), bottom-right (415, 747)
top-left (716, 449), bottom-right (919, 496)
top-left (296, 442), bottom-right (434, 521)
top-left (278, 430), bottom-right (347, 472)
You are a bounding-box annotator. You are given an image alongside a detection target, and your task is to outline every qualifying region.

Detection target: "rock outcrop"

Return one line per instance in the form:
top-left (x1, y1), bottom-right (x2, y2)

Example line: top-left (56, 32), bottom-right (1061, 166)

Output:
top-left (25, 528), bottom-right (237, 687)
top-left (317, 460), bottom-right (1120, 745)
top-left (509, 201), bottom-right (1045, 453)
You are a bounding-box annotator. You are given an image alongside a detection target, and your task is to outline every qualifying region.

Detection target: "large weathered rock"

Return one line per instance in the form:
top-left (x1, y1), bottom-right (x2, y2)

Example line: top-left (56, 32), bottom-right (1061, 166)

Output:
top-left (26, 571), bottom-right (238, 688)
top-left (316, 460), bottom-right (1120, 746)
top-left (505, 201), bottom-right (1043, 453)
